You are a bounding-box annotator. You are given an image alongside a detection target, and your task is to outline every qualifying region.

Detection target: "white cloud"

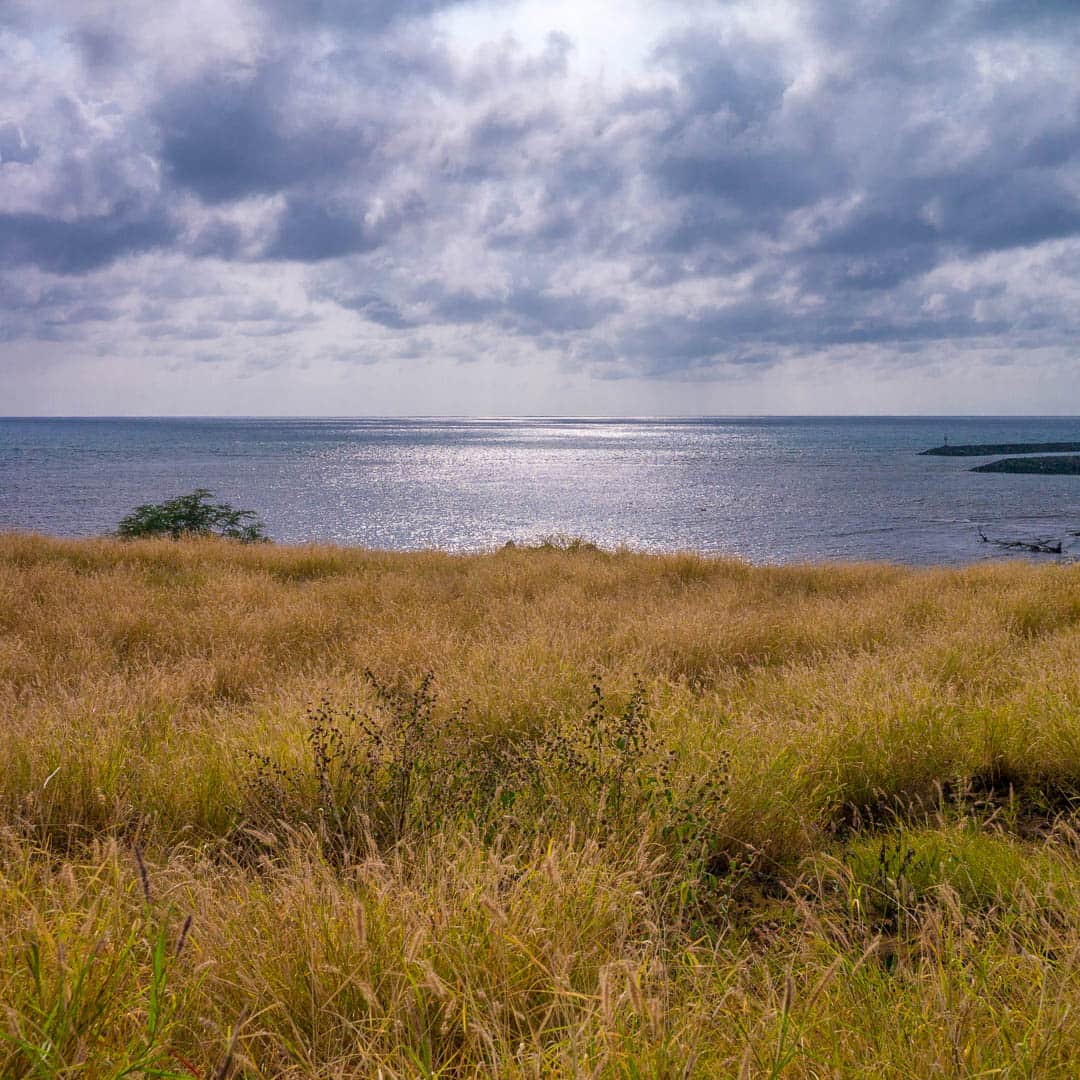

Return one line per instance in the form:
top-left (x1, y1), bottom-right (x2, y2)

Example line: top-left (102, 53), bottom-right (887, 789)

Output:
top-left (2, 0), bottom-right (1080, 414)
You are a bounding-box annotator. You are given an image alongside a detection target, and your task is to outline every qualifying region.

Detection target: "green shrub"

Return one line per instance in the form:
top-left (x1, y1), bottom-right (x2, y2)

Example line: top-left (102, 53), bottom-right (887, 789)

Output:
top-left (116, 489), bottom-right (268, 542)
top-left (244, 671), bottom-right (466, 857)
top-left (242, 672), bottom-right (733, 906)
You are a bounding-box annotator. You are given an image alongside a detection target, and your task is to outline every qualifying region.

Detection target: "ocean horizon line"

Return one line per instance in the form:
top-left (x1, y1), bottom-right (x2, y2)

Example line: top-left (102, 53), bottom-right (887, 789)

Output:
top-left (4, 413), bottom-right (1080, 423)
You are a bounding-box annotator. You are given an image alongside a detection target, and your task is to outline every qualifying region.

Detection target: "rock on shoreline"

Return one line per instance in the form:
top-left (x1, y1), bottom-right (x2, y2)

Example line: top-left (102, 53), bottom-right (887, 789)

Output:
top-left (972, 455), bottom-right (1080, 475)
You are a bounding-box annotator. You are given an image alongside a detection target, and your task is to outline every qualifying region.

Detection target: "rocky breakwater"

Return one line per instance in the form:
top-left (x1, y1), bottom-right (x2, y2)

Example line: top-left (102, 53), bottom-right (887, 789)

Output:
top-left (921, 441), bottom-right (1080, 457)
top-left (971, 456), bottom-right (1080, 475)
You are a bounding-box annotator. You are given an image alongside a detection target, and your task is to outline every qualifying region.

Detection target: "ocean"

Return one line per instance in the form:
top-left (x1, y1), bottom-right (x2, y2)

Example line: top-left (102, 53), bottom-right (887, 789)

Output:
top-left (1, 416), bottom-right (1079, 564)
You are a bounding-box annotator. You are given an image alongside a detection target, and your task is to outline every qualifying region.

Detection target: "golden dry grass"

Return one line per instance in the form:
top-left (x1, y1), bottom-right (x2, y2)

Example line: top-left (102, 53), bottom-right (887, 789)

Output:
top-left (4, 533), bottom-right (1080, 1076)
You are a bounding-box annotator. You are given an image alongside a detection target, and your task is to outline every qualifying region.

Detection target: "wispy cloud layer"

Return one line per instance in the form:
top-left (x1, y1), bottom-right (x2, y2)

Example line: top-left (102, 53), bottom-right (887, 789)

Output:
top-left (2, 0), bottom-right (1079, 412)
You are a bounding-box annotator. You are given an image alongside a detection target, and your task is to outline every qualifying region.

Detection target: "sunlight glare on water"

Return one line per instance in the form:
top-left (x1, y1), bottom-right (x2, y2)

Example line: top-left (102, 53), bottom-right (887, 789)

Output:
top-left (2, 416), bottom-right (1079, 564)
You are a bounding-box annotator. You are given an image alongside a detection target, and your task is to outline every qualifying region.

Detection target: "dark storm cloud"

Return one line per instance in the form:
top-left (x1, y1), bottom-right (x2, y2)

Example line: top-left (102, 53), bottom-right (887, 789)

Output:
top-left (4, 0), bottom-right (1080, 381)
top-left (187, 219), bottom-right (246, 260)
top-left (320, 279), bottom-right (620, 338)
top-left (0, 207), bottom-right (175, 275)
top-left (331, 293), bottom-right (415, 330)
top-left (604, 299), bottom-right (1011, 379)
top-left (429, 285), bottom-right (621, 335)
top-left (254, 0), bottom-right (467, 31)
top-left (964, 0), bottom-right (1080, 35)
top-left (636, 30), bottom-right (850, 262)
top-left (155, 67), bottom-right (367, 204)
top-left (68, 24), bottom-right (129, 72)
top-left (941, 174), bottom-right (1080, 254)
top-left (263, 198), bottom-right (383, 262)
top-left (262, 189), bottom-right (428, 261)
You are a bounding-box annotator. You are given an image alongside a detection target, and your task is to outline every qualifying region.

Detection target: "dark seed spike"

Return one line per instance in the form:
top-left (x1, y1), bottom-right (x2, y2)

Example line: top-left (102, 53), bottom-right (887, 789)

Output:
top-left (133, 844), bottom-right (151, 905)
top-left (175, 913), bottom-right (193, 957)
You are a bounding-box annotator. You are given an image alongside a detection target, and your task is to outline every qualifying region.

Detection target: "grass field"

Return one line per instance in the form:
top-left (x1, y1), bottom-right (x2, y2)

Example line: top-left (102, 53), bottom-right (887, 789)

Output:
top-left (4, 533), bottom-right (1080, 1076)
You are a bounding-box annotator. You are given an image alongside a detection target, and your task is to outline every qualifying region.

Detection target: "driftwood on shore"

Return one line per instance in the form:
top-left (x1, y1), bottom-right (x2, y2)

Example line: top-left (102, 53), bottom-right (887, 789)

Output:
top-left (977, 529), bottom-right (1063, 554)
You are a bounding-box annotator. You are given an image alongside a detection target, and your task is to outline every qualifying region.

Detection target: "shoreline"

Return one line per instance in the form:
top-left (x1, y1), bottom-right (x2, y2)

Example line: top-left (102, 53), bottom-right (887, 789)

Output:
top-left (2, 527), bottom-right (1077, 565)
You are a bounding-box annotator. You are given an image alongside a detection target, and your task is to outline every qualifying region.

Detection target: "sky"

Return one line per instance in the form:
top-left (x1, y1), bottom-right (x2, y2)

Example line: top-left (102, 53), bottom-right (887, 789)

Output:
top-left (2, 0), bottom-right (1080, 416)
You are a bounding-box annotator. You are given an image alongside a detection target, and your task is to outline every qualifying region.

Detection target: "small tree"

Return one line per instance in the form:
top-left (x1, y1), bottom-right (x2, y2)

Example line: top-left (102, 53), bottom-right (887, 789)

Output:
top-left (116, 489), bottom-right (268, 542)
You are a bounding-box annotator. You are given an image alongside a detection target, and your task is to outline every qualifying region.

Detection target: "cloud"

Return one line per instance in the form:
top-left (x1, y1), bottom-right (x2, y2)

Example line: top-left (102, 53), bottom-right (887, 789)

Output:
top-left (0, 207), bottom-right (174, 274)
top-left (155, 66), bottom-right (367, 205)
top-left (0, 122), bottom-right (37, 165)
top-left (430, 284), bottom-right (622, 336)
top-left (3, 0), bottom-right (1080, 410)
top-left (263, 198), bottom-right (382, 261)
top-left (253, 0), bottom-right (468, 32)
top-left (68, 23), bottom-right (129, 73)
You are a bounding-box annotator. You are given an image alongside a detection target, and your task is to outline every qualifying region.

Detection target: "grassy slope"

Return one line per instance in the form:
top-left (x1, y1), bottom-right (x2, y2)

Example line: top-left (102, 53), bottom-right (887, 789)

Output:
top-left (3, 534), bottom-right (1080, 1076)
